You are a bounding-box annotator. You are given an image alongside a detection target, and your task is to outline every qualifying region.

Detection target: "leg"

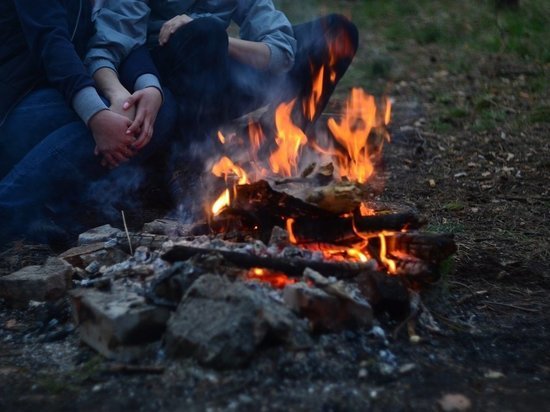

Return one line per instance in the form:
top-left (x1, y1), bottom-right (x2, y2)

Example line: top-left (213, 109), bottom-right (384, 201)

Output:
top-left (0, 88), bottom-right (80, 178)
top-left (151, 17), bottom-right (230, 136)
top-left (287, 14), bottom-right (359, 129)
top-left (0, 91), bottom-right (177, 245)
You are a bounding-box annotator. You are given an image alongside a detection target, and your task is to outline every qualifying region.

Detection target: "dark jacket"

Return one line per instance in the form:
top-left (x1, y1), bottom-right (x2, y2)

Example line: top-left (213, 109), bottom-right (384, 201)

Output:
top-left (0, 0), bottom-right (94, 125)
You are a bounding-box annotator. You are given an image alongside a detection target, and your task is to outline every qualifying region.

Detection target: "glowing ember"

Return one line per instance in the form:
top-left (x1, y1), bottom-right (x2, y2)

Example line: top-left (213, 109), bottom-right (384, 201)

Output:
top-left (247, 268), bottom-right (296, 289)
top-left (346, 248), bottom-right (368, 262)
top-left (217, 130), bottom-right (226, 144)
top-left (360, 203), bottom-right (376, 216)
top-left (286, 218), bottom-right (297, 244)
top-left (269, 99), bottom-right (308, 176)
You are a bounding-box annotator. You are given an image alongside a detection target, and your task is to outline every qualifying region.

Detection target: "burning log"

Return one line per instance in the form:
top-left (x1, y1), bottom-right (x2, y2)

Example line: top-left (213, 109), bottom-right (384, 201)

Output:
top-left (227, 180), bottom-right (334, 219)
top-left (289, 212), bottom-right (425, 244)
top-left (367, 232), bottom-right (457, 263)
top-left (162, 244), bottom-right (377, 279)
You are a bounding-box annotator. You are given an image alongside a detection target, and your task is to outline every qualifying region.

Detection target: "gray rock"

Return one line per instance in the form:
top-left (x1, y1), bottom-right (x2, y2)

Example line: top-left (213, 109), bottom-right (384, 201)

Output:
top-left (0, 257), bottom-right (73, 307)
top-left (283, 279), bottom-right (372, 332)
top-left (78, 224), bottom-right (122, 246)
top-left (165, 275), bottom-right (311, 368)
top-left (70, 286), bottom-right (170, 361)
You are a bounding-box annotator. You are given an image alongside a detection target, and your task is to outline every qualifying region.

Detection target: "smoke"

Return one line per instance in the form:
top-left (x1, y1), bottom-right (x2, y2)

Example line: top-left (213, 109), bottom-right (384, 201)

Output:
top-left (84, 164), bottom-right (146, 224)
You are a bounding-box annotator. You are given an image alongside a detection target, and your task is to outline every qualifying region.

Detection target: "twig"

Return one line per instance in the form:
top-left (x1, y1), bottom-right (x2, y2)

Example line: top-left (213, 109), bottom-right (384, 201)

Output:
top-left (121, 210), bottom-right (133, 256)
top-left (481, 300), bottom-right (540, 313)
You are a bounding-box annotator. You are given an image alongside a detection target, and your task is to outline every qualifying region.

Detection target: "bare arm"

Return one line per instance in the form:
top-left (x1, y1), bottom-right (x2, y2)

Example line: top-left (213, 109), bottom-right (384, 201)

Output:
top-left (93, 67), bottom-right (135, 120)
top-left (228, 37), bottom-right (271, 71)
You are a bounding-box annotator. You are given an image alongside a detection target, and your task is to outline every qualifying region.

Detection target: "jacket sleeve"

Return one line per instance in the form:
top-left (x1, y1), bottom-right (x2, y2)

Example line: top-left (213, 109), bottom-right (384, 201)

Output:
top-left (235, 0), bottom-right (296, 74)
top-left (13, 0), bottom-right (106, 124)
top-left (118, 45), bottom-right (163, 99)
top-left (84, 0), bottom-right (150, 75)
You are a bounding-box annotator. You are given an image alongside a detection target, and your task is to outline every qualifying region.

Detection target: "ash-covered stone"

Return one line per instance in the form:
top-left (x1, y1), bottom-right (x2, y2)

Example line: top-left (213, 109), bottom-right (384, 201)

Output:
top-left (70, 286), bottom-right (170, 361)
top-left (60, 243), bottom-right (129, 269)
top-left (78, 224), bottom-right (122, 246)
top-left (0, 257), bottom-right (73, 307)
top-left (165, 274), bottom-right (311, 368)
top-left (283, 280), bottom-right (372, 332)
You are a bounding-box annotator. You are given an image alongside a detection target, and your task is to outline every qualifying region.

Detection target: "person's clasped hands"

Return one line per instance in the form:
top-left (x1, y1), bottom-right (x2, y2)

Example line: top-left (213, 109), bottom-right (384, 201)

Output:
top-left (90, 86), bottom-right (163, 169)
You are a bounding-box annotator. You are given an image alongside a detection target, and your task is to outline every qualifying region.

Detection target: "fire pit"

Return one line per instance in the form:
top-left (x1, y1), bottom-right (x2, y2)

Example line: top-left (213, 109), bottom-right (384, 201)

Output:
top-left (60, 85), bottom-right (457, 368)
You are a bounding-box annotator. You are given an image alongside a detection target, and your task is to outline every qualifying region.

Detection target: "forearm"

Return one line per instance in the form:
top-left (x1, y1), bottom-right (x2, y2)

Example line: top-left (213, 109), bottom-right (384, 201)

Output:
top-left (93, 68), bottom-right (129, 102)
top-left (228, 37), bottom-right (271, 71)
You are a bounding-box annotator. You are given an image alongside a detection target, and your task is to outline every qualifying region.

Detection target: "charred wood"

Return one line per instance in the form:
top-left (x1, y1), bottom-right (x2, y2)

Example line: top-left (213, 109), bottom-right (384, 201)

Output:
top-left (230, 180), bottom-right (334, 219)
top-left (290, 212), bottom-right (425, 244)
top-left (162, 244), bottom-right (377, 279)
top-left (368, 232), bottom-right (457, 263)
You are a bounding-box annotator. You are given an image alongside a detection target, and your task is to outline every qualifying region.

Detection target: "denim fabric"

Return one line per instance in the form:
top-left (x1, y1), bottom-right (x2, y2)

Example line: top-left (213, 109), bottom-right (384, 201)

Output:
top-left (0, 89), bottom-right (80, 179)
top-left (0, 87), bottom-right (178, 241)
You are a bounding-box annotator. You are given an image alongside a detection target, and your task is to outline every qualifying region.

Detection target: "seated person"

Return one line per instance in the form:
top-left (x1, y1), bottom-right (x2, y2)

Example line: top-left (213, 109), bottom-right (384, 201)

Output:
top-left (0, 0), bottom-right (177, 249)
top-left (147, 0), bottom-right (358, 137)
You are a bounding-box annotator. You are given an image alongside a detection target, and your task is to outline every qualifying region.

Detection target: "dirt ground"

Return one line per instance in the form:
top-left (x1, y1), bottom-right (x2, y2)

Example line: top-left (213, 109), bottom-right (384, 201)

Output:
top-left (1, 1), bottom-right (549, 411)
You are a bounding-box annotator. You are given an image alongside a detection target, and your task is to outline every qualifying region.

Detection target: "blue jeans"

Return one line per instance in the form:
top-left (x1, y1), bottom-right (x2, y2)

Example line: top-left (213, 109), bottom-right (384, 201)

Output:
top-left (0, 88), bottom-right (177, 240)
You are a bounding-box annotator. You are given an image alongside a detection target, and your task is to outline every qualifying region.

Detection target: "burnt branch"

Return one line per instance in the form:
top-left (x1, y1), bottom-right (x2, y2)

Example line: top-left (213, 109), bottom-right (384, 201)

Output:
top-left (290, 212), bottom-right (426, 244)
top-left (162, 244), bottom-right (377, 279)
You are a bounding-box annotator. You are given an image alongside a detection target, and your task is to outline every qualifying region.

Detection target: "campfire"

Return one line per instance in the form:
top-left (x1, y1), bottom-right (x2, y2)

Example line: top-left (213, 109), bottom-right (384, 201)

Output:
top-left (0, 57), bottom-right (457, 369)
top-left (202, 85), bottom-right (454, 285)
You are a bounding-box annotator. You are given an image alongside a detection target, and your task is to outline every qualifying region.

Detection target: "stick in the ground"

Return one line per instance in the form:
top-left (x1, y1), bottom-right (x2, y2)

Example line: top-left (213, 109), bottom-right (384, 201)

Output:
top-left (121, 210), bottom-right (133, 255)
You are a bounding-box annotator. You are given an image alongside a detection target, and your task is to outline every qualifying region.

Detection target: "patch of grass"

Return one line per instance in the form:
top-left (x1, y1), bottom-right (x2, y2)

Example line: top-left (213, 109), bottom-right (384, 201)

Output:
top-left (278, 0), bottom-right (550, 63)
top-left (529, 106), bottom-right (550, 123)
top-left (426, 221), bottom-right (465, 234)
top-left (443, 201), bottom-right (466, 212)
top-left (413, 23), bottom-right (444, 45)
top-left (473, 107), bottom-right (507, 132)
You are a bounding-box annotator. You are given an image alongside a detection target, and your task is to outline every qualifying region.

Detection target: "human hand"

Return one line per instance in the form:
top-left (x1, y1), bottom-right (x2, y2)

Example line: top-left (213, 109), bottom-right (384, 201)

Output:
top-left (109, 89), bottom-right (136, 121)
top-left (89, 110), bottom-right (136, 169)
top-left (159, 14), bottom-right (193, 46)
top-left (123, 87), bottom-right (163, 150)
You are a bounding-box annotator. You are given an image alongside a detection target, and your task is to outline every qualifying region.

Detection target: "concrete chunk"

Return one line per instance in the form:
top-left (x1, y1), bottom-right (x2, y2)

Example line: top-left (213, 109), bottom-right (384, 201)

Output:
top-left (165, 275), bottom-right (311, 368)
top-left (0, 257), bottom-right (73, 307)
top-left (283, 281), bottom-right (372, 332)
top-left (78, 224), bottom-right (122, 246)
top-left (70, 286), bottom-right (170, 361)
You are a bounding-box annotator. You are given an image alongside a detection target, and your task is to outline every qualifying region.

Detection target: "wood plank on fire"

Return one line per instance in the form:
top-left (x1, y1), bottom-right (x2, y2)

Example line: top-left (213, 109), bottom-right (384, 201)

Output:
top-left (367, 232), bottom-right (457, 263)
top-left (161, 244), bottom-right (378, 279)
top-left (290, 212), bottom-right (426, 244)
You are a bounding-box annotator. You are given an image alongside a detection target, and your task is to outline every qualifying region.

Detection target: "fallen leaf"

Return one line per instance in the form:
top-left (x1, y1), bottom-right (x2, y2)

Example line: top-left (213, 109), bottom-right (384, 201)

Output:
top-left (438, 393), bottom-right (472, 411)
top-left (485, 370), bottom-right (505, 379)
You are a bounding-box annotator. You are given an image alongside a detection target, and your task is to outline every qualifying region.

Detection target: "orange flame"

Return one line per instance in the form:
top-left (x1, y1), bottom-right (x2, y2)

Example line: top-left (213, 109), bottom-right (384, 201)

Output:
top-left (327, 88), bottom-right (384, 183)
top-left (378, 232), bottom-right (397, 274)
top-left (269, 99), bottom-right (307, 176)
top-left (346, 248), bottom-right (368, 262)
top-left (286, 218), bottom-right (297, 244)
top-left (248, 120), bottom-right (264, 153)
top-left (217, 130), bottom-right (226, 144)
top-left (211, 156), bottom-right (249, 185)
top-left (212, 189), bottom-right (230, 216)
top-left (384, 96), bottom-right (392, 126)
top-left (303, 64), bottom-right (325, 121)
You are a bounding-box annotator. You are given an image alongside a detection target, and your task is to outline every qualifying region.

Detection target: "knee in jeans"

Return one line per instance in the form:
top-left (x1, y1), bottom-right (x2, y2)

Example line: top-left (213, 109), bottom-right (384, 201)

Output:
top-left (174, 17), bottom-right (228, 51)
